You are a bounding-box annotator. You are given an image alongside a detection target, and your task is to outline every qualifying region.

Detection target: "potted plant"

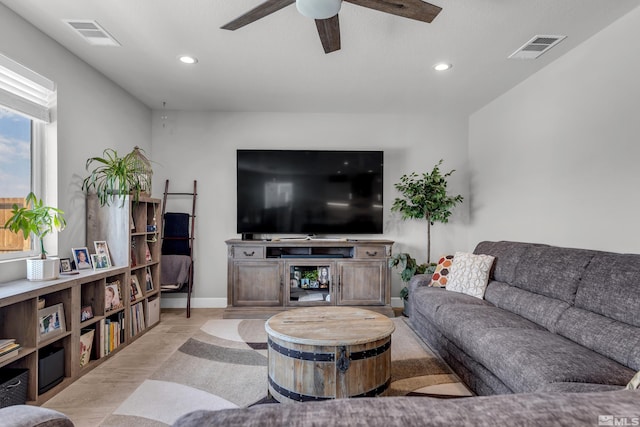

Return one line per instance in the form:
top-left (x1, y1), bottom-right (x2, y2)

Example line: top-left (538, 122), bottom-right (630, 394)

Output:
top-left (4, 192), bottom-right (66, 280)
top-left (391, 159), bottom-right (463, 264)
top-left (81, 147), bottom-right (152, 207)
top-left (389, 253), bottom-right (434, 316)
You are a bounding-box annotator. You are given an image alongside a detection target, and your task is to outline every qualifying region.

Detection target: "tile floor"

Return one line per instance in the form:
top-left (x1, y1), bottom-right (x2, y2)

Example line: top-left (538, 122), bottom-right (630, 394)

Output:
top-left (42, 308), bottom-right (224, 426)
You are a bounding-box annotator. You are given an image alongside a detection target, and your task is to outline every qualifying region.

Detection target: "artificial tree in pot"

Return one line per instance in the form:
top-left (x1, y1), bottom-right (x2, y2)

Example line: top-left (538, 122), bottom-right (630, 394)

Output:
top-left (391, 159), bottom-right (463, 264)
top-left (4, 192), bottom-right (66, 280)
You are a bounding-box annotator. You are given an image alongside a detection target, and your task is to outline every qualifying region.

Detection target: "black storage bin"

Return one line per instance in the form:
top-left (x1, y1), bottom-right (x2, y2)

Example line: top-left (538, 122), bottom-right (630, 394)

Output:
top-left (38, 347), bottom-right (64, 394)
top-left (0, 368), bottom-right (29, 408)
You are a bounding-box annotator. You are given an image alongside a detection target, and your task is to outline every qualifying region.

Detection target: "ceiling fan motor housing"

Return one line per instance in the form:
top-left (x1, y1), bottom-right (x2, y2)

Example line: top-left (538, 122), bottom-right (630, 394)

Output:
top-left (296, 0), bottom-right (342, 19)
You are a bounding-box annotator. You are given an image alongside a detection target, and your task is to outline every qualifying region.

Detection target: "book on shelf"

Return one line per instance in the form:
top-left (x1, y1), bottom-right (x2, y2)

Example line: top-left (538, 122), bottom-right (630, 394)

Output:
top-left (100, 312), bottom-right (125, 357)
top-left (79, 328), bottom-right (94, 367)
top-left (0, 338), bottom-right (16, 351)
top-left (0, 342), bottom-right (21, 363)
top-left (145, 242), bottom-right (152, 262)
top-left (130, 302), bottom-right (146, 337)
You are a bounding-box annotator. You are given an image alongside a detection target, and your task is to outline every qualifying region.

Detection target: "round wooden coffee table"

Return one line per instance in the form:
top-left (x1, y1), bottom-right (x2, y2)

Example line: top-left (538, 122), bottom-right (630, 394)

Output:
top-left (265, 306), bottom-right (395, 403)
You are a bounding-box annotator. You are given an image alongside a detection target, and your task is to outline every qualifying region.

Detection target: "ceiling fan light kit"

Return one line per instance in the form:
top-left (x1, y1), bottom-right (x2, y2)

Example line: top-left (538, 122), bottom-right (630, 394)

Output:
top-left (221, 0), bottom-right (442, 54)
top-left (296, 0), bottom-right (342, 19)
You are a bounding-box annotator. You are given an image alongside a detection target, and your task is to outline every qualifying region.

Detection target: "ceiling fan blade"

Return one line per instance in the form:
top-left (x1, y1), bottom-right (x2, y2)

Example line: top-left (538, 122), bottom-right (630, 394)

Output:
top-left (315, 15), bottom-right (341, 54)
top-left (221, 0), bottom-right (295, 30)
top-left (344, 0), bottom-right (442, 23)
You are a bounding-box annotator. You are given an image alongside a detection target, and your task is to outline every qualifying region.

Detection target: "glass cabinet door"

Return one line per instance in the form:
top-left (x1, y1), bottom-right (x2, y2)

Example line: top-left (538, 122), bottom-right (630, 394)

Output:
top-left (286, 262), bottom-right (333, 306)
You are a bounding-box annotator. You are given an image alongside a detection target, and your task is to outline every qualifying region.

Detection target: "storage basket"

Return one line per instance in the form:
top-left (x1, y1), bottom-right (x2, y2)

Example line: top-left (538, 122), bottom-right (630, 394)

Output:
top-left (0, 368), bottom-right (29, 408)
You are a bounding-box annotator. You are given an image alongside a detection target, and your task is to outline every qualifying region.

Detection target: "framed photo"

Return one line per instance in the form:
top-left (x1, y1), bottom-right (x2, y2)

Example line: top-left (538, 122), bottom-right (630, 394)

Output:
top-left (105, 281), bottom-right (123, 311)
top-left (38, 303), bottom-right (66, 342)
top-left (94, 241), bottom-right (112, 266)
top-left (81, 305), bottom-right (94, 322)
top-left (130, 275), bottom-right (143, 302)
top-left (91, 253), bottom-right (110, 270)
top-left (145, 266), bottom-right (154, 292)
top-left (59, 258), bottom-right (72, 273)
top-left (72, 247), bottom-right (92, 270)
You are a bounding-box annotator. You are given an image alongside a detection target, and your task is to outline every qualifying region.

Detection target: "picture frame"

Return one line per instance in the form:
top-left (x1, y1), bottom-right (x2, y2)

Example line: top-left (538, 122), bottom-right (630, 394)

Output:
top-left (145, 266), bottom-right (154, 292)
top-left (94, 241), bottom-right (112, 266)
top-left (91, 253), bottom-right (110, 270)
top-left (80, 305), bottom-right (94, 322)
top-left (72, 247), bottom-right (92, 270)
top-left (105, 281), bottom-right (123, 311)
top-left (38, 303), bottom-right (66, 342)
top-left (59, 258), bottom-right (72, 273)
top-left (130, 275), bottom-right (143, 302)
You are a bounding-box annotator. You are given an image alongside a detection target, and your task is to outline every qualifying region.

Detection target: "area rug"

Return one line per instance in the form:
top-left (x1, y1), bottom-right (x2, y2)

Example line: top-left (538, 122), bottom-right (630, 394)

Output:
top-left (100, 317), bottom-right (470, 426)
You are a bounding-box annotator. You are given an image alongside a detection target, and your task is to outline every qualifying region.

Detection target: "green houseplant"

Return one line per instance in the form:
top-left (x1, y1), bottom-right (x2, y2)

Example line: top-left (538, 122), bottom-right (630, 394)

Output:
top-left (82, 147), bottom-right (152, 207)
top-left (4, 192), bottom-right (66, 280)
top-left (391, 159), bottom-right (463, 264)
top-left (389, 252), bottom-right (434, 315)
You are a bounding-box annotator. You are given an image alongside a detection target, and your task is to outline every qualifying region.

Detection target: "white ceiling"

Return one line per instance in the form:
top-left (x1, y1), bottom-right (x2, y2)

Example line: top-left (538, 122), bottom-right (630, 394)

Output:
top-left (2, 0), bottom-right (638, 114)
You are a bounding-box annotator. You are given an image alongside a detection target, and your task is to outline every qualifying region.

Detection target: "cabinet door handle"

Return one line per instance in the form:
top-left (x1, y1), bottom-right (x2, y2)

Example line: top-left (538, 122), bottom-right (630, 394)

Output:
top-left (243, 251), bottom-right (255, 257)
top-left (366, 251), bottom-right (377, 256)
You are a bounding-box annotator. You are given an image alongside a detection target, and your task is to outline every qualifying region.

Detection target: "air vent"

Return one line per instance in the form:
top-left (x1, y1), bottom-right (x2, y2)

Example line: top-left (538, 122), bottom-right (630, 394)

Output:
top-left (63, 20), bottom-right (121, 47)
top-left (508, 35), bottom-right (566, 60)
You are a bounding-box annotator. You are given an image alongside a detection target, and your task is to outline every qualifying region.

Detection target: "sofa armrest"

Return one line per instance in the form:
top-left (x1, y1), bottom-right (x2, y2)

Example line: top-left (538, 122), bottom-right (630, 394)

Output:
top-left (0, 405), bottom-right (73, 427)
top-left (408, 273), bottom-right (432, 294)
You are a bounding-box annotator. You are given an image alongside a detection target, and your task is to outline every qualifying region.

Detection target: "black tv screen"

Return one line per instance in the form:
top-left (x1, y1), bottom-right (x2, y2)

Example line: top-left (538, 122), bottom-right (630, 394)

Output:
top-left (237, 150), bottom-right (383, 235)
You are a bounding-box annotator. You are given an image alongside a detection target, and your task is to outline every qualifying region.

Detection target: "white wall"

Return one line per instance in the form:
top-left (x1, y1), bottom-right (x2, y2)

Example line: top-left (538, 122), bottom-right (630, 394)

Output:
top-left (0, 4), bottom-right (151, 282)
top-left (151, 111), bottom-right (470, 306)
top-left (468, 7), bottom-right (640, 253)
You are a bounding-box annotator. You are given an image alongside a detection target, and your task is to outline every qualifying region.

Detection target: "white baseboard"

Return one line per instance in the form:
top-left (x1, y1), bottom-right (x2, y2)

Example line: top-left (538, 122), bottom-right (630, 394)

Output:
top-left (391, 297), bottom-right (404, 308)
top-left (160, 297), bottom-right (227, 309)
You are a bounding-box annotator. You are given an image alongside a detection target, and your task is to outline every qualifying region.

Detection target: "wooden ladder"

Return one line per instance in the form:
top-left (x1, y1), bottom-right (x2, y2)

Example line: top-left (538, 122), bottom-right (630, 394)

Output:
top-left (161, 179), bottom-right (197, 318)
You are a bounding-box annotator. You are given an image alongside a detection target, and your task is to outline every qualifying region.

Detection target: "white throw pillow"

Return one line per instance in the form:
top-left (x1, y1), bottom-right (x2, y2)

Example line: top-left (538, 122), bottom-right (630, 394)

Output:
top-left (627, 371), bottom-right (640, 390)
top-left (446, 251), bottom-right (495, 299)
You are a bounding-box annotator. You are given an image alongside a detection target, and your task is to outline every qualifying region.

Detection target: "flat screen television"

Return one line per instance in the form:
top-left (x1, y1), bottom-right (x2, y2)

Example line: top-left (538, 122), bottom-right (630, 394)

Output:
top-left (237, 150), bottom-right (383, 235)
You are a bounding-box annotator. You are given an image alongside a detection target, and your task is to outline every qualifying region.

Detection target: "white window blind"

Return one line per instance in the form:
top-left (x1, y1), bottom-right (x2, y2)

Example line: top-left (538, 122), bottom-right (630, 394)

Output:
top-left (0, 53), bottom-right (55, 123)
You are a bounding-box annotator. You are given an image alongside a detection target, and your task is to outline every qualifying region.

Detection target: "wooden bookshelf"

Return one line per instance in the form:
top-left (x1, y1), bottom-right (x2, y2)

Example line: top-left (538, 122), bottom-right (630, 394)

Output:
top-left (0, 267), bottom-right (131, 404)
top-left (0, 195), bottom-right (162, 404)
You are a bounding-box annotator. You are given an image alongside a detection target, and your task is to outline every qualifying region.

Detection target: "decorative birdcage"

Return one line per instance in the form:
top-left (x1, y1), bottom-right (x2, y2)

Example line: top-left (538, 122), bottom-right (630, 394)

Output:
top-left (129, 146), bottom-right (153, 196)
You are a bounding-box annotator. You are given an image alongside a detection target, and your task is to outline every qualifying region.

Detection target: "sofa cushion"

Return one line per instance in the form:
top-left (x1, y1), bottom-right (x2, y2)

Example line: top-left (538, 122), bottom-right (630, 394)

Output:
top-left (428, 304), bottom-right (544, 357)
top-left (429, 255), bottom-right (454, 287)
top-left (446, 252), bottom-right (495, 299)
top-left (173, 391), bottom-right (640, 427)
top-left (473, 241), bottom-right (546, 283)
top-left (534, 382), bottom-right (625, 393)
top-left (555, 307), bottom-right (640, 372)
top-left (484, 281), bottom-right (570, 332)
top-left (464, 328), bottom-right (635, 393)
top-left (575, 253), bottom-right (640, 327)
top-left (411, 286), bottom-right (488, 317)
top-left (512, 245), bottom-right (596, 304)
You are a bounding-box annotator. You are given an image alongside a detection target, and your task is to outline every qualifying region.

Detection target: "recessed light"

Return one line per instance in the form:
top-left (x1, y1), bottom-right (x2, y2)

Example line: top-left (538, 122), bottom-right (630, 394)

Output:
top-left (178, 55), bottom-right (198, 64)
top-left (433, 63), bottom-right (452, 71)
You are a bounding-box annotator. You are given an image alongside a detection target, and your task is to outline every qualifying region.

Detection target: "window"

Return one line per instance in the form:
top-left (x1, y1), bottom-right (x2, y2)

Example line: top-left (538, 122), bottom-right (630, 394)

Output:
top-left (0, 54), bottom-right (56, 260)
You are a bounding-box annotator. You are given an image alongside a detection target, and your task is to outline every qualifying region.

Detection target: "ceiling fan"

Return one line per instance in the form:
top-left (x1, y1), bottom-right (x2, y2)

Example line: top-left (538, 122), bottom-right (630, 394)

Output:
top-left (221, 0), bottom-right (442, 54)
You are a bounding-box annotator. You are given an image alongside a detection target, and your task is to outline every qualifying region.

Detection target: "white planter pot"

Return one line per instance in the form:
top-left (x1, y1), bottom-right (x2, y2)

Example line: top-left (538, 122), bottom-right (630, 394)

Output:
top-left (26, 257), bottom-right (60, 281)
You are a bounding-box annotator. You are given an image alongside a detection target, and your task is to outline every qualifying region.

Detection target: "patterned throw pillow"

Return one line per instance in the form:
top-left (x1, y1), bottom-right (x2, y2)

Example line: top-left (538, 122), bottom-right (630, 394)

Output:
top-left (430, 255), bottom-right (454, 287)
top-left (446, 251), bottom-right (495, 299)
top-left (627, 371), bottom-right (640, 390)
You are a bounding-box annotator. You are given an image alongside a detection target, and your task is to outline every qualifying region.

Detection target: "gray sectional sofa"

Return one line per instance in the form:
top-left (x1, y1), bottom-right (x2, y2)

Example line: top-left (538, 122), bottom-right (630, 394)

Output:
top-left (408, 240), bottom-right (639, 395)
top-left (171, 241), bottom-right (639, 426)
